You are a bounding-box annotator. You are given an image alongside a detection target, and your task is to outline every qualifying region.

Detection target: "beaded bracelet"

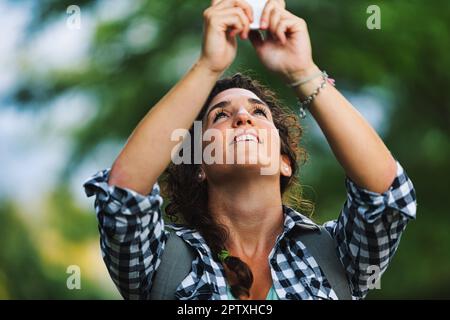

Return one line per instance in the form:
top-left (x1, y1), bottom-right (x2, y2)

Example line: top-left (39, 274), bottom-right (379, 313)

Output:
top-left (296, 71), bottom-right (335, 119)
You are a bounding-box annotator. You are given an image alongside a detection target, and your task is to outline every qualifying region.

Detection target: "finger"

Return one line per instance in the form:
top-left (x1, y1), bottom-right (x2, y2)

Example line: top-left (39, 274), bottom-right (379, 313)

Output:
top-left (230, 6), bottom-right (250, 39)
top-left (275, 18), bottom-right (289, 44)
top-left (216, 11), bottom-right (245, 37)
top-left (269, 7), bottom-right (282, 40)
top-left (217, 7), bottom-right (250, 38)
top-left (260, 0), bottom-right (277, 30)
top-left (285, 15), bottom-right (308, 34)
top-left (227, 17), bottom-right (244, 38)
top-left (216, 0), bottom-right (253, 23)
top-left (275, 0), bottom-right (286, 9)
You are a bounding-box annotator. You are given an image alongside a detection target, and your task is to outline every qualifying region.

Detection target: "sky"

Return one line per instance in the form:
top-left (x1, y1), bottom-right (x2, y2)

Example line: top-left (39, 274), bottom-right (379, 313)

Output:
top-left (1, 1), bottom-right (101, 209)
top-left (0, 0), bottom-right (390, 212)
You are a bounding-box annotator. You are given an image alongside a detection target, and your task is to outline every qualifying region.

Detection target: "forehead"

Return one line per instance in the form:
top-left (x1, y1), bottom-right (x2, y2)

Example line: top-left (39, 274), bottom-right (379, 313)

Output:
top-left (208, 88), bottom-right (261, 109)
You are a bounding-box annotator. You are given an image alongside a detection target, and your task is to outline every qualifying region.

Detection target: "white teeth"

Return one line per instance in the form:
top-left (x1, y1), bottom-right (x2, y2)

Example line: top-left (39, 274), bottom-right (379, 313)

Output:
top-left (235, 134), bottom-right (258, 142)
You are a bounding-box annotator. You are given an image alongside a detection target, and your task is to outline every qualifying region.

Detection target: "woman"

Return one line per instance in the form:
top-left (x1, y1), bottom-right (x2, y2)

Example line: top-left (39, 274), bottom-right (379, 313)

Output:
top-left (84, 0), bottom-right (416, 300)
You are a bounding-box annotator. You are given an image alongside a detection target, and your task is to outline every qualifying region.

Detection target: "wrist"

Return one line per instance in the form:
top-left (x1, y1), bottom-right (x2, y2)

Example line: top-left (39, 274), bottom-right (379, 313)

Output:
top-left (283, 64), bottom-right (321, 85)
top-left (196, 57), bottom-right (226, 78)
top-left (287, 65), bottom-right (327, 98)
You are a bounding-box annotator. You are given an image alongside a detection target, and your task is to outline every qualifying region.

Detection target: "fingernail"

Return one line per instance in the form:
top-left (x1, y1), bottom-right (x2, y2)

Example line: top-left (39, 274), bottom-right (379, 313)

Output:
top-left (261, 20), bottom-right (267, 29)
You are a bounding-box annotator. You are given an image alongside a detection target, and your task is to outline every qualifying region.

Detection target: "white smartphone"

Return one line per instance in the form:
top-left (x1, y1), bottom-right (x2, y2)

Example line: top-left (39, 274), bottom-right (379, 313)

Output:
top-left (246, 0), bottom-right (268, 30)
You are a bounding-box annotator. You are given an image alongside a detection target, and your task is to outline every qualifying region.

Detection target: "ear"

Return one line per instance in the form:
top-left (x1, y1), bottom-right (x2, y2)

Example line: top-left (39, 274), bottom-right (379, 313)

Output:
top-left (280, 155), bottom-right (292, 177)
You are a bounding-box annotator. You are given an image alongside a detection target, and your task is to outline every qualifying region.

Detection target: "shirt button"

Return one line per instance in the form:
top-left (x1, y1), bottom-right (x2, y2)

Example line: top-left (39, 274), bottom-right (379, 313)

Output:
top-left (270, 258), bottom-right (276, 264)
top-left (286, 293), bottom-right (294, 299)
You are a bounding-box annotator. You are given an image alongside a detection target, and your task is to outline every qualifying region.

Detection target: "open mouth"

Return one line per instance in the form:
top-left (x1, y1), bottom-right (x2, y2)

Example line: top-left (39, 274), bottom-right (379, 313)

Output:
top-left (232, 132), bottom-right (260, 144)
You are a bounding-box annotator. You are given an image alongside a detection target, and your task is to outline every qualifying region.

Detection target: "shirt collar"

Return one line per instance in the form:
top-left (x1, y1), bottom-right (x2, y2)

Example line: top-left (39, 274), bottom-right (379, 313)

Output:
top-left (282, 205), bottom-right (320, 233)
top-left (172, 205), bottom-right (320, 254)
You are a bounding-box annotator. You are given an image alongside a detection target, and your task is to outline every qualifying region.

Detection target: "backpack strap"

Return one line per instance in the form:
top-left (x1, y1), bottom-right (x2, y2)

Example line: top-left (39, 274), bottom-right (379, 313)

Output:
top-left (150, 226), bottom-right (352, 300)
top-left (149, 228), bottom-right (195, 300)
top-left (297, 226), bottom-right (352, 300)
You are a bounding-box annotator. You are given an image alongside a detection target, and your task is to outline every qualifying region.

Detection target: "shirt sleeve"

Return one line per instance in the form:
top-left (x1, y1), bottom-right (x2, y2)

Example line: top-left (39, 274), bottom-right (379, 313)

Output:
top-left (83, 169), bottom-right (167, 300)
top-left (323, 160), bottom-right (417, 299)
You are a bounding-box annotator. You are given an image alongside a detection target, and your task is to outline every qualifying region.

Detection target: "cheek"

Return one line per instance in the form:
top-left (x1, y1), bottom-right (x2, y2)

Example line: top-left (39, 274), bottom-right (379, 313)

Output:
top-left (258, 121), bottom-right (279, 142)
top-left (266, 133), bottom-right (281, 158)
top-left (257, 117), bottom-right (277, 131)
top-left (259, 125), bottom-right (282, 162)
top-left (203, 119), bottom-right (228, 132)
top-left (201, 125), bottom-right (229, 151)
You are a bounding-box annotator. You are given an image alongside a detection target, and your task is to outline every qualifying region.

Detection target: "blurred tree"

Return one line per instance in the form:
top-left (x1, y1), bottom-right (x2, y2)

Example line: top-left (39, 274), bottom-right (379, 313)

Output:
top-left (0, 201), bottom-right (111, 299)
top-left (45, 185), bottom-right (99, 243)
top-left (6, 0), bottom-right (450, 298)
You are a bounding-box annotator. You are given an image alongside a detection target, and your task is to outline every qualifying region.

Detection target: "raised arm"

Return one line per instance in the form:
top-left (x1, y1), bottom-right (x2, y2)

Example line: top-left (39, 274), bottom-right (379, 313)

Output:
top-left (109, 0), bottom-right (254, 195)
top-left (84, 0), bottom-right (254, 299)
top-left (108, 62), bottom-right (218, 195)
top-left (290, 66), bottom-right (397, 193)
top-left (249, 0), bottom-right (396, 193)
top-left (249, 1), bottom-right (416, 299)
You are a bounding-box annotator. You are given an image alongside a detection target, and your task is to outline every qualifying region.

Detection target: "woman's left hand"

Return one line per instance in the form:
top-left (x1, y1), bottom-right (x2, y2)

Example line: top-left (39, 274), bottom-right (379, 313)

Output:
top-left (248, 0), bottom-right (317, 82)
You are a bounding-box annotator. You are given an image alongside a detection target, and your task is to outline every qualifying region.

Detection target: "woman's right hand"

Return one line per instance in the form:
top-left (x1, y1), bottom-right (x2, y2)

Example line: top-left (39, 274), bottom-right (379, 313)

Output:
top-left (199, 0), bottom-right (253, 74)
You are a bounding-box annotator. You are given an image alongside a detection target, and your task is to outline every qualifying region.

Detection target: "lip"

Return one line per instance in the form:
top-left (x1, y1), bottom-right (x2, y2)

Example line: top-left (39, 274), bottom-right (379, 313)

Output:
top-left (231, 130), bottom-right (260, 145)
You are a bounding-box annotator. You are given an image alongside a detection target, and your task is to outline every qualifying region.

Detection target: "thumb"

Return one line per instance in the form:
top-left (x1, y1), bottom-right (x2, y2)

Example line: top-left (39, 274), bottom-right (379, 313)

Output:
top-left (248, 30), bottom-right (264, 49)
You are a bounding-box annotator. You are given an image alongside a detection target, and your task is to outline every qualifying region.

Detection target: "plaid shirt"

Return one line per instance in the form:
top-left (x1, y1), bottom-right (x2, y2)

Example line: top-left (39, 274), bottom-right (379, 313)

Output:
top-left (83, 160), bottom-right (416, 300)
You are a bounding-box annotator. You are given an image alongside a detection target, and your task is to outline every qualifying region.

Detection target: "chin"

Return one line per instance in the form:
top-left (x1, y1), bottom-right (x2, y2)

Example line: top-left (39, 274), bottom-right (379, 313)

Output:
top-left (229, 149), bottom-right (270, 166)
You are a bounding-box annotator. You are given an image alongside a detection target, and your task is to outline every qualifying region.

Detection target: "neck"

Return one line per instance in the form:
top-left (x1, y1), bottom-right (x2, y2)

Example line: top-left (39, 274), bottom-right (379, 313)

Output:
top-left (207, 174), bottom-right (284, 260)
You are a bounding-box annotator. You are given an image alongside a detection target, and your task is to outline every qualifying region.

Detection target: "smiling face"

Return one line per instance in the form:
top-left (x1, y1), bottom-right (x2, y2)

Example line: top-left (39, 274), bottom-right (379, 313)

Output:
top-left (165, 73), bottom-right (307, 236)
top-left (201, 88), bottom-right (290, 181)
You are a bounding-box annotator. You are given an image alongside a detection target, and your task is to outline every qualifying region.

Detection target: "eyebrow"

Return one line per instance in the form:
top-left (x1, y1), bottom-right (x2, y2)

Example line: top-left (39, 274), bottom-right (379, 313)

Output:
top-left (206, 98), bottom-right (269, 117)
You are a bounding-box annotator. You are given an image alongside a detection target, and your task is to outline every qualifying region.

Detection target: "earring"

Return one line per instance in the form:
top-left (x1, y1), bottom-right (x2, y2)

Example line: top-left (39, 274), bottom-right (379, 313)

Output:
top-left (197, 170), bottom-right (205, 182)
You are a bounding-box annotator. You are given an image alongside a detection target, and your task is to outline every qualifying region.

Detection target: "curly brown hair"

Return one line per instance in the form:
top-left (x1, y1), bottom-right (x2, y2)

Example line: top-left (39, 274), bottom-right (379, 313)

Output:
top-left (161, 72), bottom-right (312, 299)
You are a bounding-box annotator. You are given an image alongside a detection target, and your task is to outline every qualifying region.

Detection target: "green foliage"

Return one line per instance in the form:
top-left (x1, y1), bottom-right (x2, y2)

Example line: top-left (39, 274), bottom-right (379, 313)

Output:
top-left (45, 185), bottom-right (99, 243)
top-left (4, 0), bottom-right (450, 298)
top-left (0, 202), bottom-right (111, 299)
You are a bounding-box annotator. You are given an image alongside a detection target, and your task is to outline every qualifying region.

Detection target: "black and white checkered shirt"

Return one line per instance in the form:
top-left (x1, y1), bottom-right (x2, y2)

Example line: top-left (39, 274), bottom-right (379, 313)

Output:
top-left (83, 160), bottom-right (416, 300)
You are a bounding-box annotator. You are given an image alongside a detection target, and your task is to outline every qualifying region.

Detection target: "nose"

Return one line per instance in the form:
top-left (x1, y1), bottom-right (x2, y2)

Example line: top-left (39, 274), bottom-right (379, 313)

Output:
top-left (232, 108), bottom-right (254, 128)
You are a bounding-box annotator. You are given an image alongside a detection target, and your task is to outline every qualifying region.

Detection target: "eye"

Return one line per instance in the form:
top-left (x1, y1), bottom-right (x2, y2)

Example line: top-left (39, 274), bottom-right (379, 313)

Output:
top-left (252, 105), bottom-right (268, 117)
top-left (213, 109), bottom-right (228, 123)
